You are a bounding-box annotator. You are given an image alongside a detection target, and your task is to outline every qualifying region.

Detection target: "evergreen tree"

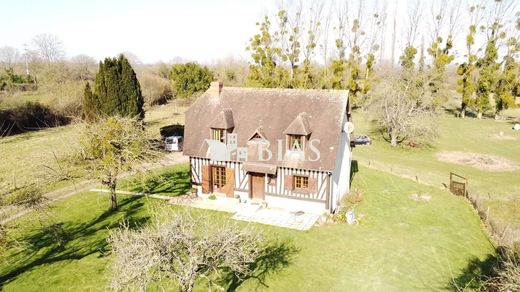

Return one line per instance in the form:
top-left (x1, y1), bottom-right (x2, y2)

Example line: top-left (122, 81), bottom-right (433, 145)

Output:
top-left (83, 82), bottom-right (97, 122)
top-left (83, 54), bottom-right (144, 121)
top-left (169, 62), bottom-right (214, 98)
top-left (119, 55), bottom-right (144, 119)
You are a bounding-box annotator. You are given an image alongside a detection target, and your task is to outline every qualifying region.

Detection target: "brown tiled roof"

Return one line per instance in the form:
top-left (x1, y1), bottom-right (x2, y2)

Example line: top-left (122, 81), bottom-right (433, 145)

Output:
top-left (283, 112), bottom-right (312, 135)
top-left (209, 108), bottom-right (234, 129)
top-left (184, 85), bottom-right (348, 172)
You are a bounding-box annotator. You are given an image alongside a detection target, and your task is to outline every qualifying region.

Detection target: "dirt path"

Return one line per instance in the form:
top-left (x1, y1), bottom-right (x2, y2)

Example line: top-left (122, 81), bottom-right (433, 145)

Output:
top-left (0, 152), bottom-right (188, 224)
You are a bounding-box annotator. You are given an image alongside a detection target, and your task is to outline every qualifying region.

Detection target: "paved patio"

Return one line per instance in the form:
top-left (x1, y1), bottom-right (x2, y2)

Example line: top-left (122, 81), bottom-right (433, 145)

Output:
top-left (91, 189), bottom-right (321, 231)
top-left (175, 196), bottom-right (320, 230)
top-left (233, 207), bottom-right (320, 231)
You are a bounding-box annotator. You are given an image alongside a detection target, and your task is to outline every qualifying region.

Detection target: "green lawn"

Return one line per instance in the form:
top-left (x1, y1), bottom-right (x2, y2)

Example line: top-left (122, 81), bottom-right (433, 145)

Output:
top-left (0, 100), bottom-right (189, 192)
top-left (0, 166), bottom-right (494, 291)
top-left (119, 164), bottom-right (191, 196)
top-left (353, 111), bottom-right (520, 245)
top-left (0, 124), bottom-right (82, 191)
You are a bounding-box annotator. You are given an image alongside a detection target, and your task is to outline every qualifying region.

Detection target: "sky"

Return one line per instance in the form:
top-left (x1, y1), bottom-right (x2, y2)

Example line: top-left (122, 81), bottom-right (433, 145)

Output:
top-left (0, 0), bottom-right (278, 63)
top-left (1, 0), bottom-right (515, 65)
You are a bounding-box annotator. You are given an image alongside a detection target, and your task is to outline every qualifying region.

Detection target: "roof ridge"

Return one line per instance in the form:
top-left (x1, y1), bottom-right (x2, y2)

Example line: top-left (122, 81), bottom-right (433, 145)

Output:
top-left (221, 86), bottom-right (348, 94)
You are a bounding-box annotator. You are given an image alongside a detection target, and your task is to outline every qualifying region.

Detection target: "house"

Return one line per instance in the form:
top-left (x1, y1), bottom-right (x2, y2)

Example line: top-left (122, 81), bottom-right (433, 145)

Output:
top-left (183, 81), bottom-right (353, 214)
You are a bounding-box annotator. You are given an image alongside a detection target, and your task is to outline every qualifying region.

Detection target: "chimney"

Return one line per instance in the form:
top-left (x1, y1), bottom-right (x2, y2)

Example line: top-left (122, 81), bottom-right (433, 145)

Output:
top-left (209, 81), bottom-right (223, 97)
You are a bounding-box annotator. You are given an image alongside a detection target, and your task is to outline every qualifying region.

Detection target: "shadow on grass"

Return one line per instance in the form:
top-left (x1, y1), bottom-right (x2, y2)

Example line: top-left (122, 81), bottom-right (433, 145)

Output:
top-left (350, 160), bottom-right (359, 187)
top-left (448, 245), bottom-right (516, 291)
top-left (450, 254), bottom-right (497, 291)
top-left (222, 240), bottom-right (299, 291)
top-left (0, 196), bottom-right (149, 286)
top-left (128, 170), bottom-right (190, 196)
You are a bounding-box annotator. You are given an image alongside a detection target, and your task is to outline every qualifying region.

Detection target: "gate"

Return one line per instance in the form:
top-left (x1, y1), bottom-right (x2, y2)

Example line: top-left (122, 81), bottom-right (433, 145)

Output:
top-left (449, 172), bottom-right (468, 197)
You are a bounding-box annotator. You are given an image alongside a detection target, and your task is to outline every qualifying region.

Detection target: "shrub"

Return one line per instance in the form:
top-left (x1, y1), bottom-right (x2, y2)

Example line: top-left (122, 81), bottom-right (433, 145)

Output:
top-left (140, 72), bottom-right (172, 106)
top-left (345, 188), bottom-right (364, 205)
top-left (486, 248), bottom-right (520, 291)
top-left (169, 62), bottom-right (214, 98)
top-left (0, 102), bottom-right (70, 136)
top-left (208, 194), bottom-right (217, 200)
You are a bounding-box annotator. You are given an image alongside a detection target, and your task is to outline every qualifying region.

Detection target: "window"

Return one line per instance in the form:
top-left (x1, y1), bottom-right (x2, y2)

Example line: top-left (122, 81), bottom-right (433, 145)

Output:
top-left (294, 175), bottom-right (308, 189)
top-left (288, 135), bottom-right (304, 151)
top-left (212, 128), bottom-right (225, 143)
top-left (213, 166), bottom-right (226, 188)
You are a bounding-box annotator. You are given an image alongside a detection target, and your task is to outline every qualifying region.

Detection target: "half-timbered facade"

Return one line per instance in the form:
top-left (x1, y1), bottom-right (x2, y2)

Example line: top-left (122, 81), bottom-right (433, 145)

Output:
top-left (184, 82), bottom-right (352, 214)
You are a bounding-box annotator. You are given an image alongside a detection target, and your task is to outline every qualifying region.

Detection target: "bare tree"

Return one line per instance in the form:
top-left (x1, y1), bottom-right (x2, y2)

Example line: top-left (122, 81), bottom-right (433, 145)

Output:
top-left (32, 34), bottom-right (64, 63)
top-left (0, 46), bottom-right (19, 70)
top-left (70, 54), bottom-right (96, 81)
top-left (377, 1), bottom-right (388, 62)
top-left (404, 0), bottom-right (422, 47)
top-left (370, 70), bottom-right (436, 146)
top-left (390, 4), bottom-right (397, 66)
top-left (108, 211), bottom-right (272, 292)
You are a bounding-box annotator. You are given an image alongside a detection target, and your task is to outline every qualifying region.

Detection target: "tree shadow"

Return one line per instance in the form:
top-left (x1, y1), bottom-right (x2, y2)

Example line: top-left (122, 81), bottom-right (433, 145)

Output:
top-left (350, 160), bottom-right (359, 187)
top-left (0, 196), bottom-right (149, 286)
top-left (447, 246), bottom-right (512, 291)
top-left (128, 170), bottom-right (190, 196)
top-left (222, 240), bottom-right (299, 291)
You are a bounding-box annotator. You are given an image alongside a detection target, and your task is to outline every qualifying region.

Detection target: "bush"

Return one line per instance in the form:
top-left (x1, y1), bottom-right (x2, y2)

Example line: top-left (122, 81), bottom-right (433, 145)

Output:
top-left (0, 102), bottom-right (70, 136)
top-left (140, 72), bottom-right (172, 106)
top-left (47, 81), bottom-right (84, 118)
top-left (345, 188), bottom-right (364, 205)
top-left (169, 62), bottom-right (214, 98)
top-left (486, 248), bottom-right (520, 291)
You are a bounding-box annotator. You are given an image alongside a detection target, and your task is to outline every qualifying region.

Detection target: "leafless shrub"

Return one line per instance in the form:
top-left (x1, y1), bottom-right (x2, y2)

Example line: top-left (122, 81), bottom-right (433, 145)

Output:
top-left (345, 188), bottom-right (364, 205)
top-left (486, 248), bottom-right (520, 291)
top-left (108, 211), bottom-right (272, 292)
top-left (139, 72), bottom-right (172, 106)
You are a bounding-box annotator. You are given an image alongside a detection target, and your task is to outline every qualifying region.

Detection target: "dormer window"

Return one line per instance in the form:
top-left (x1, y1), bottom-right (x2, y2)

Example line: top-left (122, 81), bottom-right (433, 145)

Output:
top-left (209, 108), bottom-right (234, 144)
top-left (288, 135), bottom-right (305, 151)
top-left (283, 113), bottom-right (312, 152)
top-left (211, 128), bottom-right (225, 143)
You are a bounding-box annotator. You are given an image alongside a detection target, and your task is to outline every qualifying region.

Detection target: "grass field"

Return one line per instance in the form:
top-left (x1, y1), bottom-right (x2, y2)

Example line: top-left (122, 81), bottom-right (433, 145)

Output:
top-left (0, 100), bottom-right (190, 191)
top-left (0, 165), bottom-right (494, 291)
top-left (353, 110), bottom-right (520, 245)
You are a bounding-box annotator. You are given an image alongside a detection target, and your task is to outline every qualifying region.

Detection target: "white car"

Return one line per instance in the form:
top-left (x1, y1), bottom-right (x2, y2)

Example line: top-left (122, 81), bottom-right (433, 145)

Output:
top-left (164, 136), bottom-right (183, 152)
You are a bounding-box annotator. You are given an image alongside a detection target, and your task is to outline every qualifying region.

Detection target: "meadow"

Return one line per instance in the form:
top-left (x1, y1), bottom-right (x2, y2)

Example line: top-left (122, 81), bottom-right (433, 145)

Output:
top-left (0, 166), bottom-right (494, 291)
top-left (353, 109), bottom-right (520, 246)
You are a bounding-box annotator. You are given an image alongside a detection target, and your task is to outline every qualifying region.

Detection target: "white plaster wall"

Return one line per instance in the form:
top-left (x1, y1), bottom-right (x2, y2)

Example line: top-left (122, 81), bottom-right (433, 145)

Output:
top-left (331, 120), bottom-right (352, 211)
top-left (265, 195), bottom-right (327, 215)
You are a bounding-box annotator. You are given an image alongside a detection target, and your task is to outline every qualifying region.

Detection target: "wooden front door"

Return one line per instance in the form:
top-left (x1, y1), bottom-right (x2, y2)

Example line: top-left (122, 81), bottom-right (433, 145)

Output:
top-left (250, 173), bottom-right (265, 200)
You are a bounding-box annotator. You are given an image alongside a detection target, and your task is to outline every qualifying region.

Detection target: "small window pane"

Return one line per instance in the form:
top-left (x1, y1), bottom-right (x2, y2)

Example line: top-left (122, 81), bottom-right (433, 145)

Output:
top-left (294, 175), bottom-right (308, 189)
top-left (213, 166), bottom-right (226, 188)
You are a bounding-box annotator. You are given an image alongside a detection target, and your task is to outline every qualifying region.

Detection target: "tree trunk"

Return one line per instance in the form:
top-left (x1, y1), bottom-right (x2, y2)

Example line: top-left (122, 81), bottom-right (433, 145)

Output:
top-left (109, 182), bottom-right (117, 210)
top-left (390, 129), bottom-right (398, 147)
top-left (477, 112), bottom-right (482, 119)
top-left (460, 103), bottom-right (466, 118)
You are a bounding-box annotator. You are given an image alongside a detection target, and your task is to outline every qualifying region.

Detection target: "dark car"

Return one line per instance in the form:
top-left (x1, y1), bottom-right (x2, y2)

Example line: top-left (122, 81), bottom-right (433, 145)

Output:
top-left (353, 135), bottom-right (372, 145)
